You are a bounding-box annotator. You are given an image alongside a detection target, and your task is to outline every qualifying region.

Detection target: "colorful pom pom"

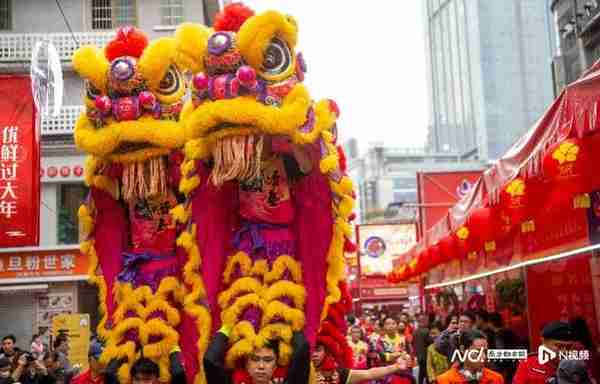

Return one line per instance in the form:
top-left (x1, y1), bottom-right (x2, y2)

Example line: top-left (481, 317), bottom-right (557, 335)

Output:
top-left (213, 3), bottom-right (255, 32)
top-left (105, 26), bottom-right (149, 61)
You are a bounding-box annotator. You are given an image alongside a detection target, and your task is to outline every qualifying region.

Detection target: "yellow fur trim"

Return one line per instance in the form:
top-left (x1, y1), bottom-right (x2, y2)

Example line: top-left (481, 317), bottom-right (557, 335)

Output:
top-left (231, 321), bottom-right (257, 343)
top-left (223, 252), bottom-right (252, 285)
top-left (181, 160), bottom-right (196, 177)
top-left (140, 319), bottom-right (179, 360)
top-left (183, 138), bottom-right (210, 161)
top-left (278, 341), bottom-right (292, 367)
top-left (84, 156), bottom-right (102, 186)
top-left (170, 204), bottom-right (190, 224)
top-left (292, 99), bottom-right (336, 145)
top-left (256, 323), bottom-right (293, 346)
top-left (264, 281), bottom-right (305, 308)
top-left (264, 255), bottom-right (303, 284)
top-left (218, 277), bottom-right (264, 308)
top-left (251, 259), bottom-right (269, 277)
top-left (174, 23), bottom-right (211, 74)
top-left (179, 175), bottom-right (201, 195)
top-left (222, 293), bottom-right (266, 328)
top-left (183, 85), bottom-right (310, 142)
top-left (78, 205), bottom-right (93, 241)
top-left (72, 45), bottom-right (109, 93)
top-left (262, 301), bottom-right (305, 330)
top-left (138, 37), bottom-right (177, 90)
top-left (225, 338), bottom-right (254, 369)
top-left (237, 11), bottom-right (298, 70)
top-left (74, 114), bottom-right (185, 160)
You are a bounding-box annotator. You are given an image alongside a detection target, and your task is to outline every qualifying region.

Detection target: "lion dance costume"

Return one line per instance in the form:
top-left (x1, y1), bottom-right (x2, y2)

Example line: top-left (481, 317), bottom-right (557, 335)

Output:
top-left (75, 3), bottom-right (355, 383)
top-left (73, 27), bottom-right (202, 383)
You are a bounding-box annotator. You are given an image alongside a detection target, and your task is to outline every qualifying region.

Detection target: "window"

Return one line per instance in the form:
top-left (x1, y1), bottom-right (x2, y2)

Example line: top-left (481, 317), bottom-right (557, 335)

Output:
top-left (92, 0), bottom-right (137, 30)
top-left (0, 0), bottom-right (10, 30)
top-left (58, 184), bottom-right (89, 244)
top-left (161, 0), bottom-right (184, 26)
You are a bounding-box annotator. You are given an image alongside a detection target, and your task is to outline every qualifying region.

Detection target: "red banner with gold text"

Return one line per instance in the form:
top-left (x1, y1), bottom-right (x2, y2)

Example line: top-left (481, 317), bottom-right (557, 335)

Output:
top-left (0, 76), bottom-right (39, 247)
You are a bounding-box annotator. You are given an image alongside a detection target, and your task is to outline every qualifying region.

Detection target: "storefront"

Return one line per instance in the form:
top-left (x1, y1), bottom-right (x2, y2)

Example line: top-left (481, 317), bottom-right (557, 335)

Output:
top-left (0, 246), bottom-right (98, 350)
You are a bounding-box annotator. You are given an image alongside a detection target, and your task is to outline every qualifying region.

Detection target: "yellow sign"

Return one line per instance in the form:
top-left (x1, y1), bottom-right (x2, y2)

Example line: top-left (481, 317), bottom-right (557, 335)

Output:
top-left (52, 314), bottom-right (91, 371)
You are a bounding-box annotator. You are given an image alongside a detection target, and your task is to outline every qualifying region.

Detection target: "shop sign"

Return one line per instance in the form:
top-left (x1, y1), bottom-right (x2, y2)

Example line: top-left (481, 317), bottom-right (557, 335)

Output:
top-left (0, 248), bottom-right (88, 281)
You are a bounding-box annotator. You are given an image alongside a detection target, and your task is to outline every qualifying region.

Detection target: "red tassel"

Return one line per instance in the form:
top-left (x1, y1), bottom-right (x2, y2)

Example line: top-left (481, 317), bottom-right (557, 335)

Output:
top-left (213, 2), bottom-right (255, 32)
top-left (344, 238), bottom-right (357, 253)
top-left (105, 26), bottom-right (148, 61)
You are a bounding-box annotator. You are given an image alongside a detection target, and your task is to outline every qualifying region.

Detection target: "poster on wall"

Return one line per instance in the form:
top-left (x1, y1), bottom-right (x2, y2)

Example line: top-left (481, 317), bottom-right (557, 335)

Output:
top-left (0, 76), bottom-right (39, 247)
top-left (37, 293), bottom-right (74, 328)
top-left (52, 314), bottom-right (90, 372)
top-left (358, 224), bottom-right (416, 276)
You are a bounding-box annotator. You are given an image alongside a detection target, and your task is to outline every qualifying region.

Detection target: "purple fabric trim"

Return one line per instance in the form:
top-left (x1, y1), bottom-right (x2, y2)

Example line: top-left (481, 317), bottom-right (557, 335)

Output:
top-left (232, 221), bottom-right (288, 254)
top-left (117, 251), bottom-right (178, 291)
top-left (299, 106), bottom-right (315, 134)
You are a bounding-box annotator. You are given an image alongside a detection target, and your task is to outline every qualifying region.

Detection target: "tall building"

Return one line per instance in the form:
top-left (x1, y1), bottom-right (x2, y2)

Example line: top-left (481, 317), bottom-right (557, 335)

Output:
top-left (551, 0), bottom-right (600, 93)
top-left (0, 0), bottom-right (217, 348)
top-left (424, 0), bottom-right (556, 160)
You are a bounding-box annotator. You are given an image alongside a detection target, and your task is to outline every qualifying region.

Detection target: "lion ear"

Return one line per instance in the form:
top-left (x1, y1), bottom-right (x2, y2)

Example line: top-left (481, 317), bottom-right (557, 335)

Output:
top-left (72, 45), bottom-right (109, 93)
top-left (174, 23), bottom-right (212, 73)
top-left (237, 11), bottom-right (298, 69)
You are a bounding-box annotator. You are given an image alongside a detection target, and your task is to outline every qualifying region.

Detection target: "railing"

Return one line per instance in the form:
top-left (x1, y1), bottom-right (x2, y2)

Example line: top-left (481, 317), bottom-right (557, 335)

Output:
top-left (0, 32), bottom-right (115, 63)
top-left (41, 105), bottom-right (83, 136)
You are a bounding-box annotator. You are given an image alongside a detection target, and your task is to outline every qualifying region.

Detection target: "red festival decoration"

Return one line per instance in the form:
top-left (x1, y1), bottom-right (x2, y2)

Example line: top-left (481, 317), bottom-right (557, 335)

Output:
top-left (0, 76), bottom-right (40, 247)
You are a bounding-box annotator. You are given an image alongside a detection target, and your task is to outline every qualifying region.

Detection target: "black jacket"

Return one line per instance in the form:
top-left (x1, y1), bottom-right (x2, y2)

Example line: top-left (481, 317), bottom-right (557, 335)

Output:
top-left (204, 331), bottom-right (310, 384)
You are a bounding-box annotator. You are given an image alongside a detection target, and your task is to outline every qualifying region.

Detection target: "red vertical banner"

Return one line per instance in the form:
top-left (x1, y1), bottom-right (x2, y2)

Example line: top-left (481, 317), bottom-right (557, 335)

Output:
top-left (0, 76), bottom-right (39, 247)
top-left (526, 254), bottom-right (599, 350)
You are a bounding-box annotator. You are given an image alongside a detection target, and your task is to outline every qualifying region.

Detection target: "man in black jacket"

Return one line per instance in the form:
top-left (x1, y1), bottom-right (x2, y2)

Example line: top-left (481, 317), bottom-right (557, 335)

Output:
top-left (105, 347), bottom-right (186, 384)
top-left (204, 327), bottom-right (310, 384)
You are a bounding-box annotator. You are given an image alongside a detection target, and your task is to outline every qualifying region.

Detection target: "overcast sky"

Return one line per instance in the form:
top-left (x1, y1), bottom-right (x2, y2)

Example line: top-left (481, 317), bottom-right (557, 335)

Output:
top-left (242, 0), bottom-right (430, 155)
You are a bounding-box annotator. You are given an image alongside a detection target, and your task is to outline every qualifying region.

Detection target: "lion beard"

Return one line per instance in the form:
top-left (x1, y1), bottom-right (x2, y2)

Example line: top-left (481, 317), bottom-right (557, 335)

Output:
top-left (210, 135), bottom-right (264, 187)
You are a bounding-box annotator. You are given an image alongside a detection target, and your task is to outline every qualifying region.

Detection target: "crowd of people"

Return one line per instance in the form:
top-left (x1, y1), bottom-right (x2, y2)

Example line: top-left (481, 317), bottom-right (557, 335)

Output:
top-left (344, 309), bottom-right (598, 384)
top-left (0, 310), bottom-right (597, 384)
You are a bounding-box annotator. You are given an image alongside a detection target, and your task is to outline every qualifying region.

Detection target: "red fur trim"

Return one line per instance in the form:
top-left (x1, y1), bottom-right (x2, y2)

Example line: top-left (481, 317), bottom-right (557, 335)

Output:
top-left (320, 355), bottom-right (337, 371)
top-left (337, 146), bottom-right (347, 172)
top-left (105, 26), bottom-right (148, 61)
top-left (213, 2), bottom-right (255, 32)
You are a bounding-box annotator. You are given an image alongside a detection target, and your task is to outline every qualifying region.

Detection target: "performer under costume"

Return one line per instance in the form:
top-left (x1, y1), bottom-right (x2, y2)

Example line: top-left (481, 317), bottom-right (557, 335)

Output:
top-left (171, 3), bottom-right (356, 382)
top-left (73, 27), bottom-right (205, 383)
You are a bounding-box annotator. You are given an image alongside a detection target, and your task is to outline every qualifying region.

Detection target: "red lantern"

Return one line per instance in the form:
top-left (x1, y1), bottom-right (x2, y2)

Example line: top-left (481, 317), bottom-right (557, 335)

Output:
top-left (543, 138), bottom-right (592, 207)
top-left (467, 207), bottom-right (502, 246)
top-left (438, 234), bottom-right (457, 263)
top-left (427, 244), bottom-right (442, 269)
top-left (499, 176), bottom-right (546, 225)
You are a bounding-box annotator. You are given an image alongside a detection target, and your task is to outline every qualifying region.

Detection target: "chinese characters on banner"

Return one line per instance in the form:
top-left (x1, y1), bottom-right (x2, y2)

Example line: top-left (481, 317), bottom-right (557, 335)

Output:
top-left (526, 253), bottom-right (599, 351)
top-left (0, 249), bottom-right (88, 280)
top-left (0, 76), bottom-right (39, 246)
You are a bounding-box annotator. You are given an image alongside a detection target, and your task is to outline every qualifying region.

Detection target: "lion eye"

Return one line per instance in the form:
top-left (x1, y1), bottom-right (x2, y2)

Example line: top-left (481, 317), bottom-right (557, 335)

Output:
top-left (157, 66), bottom-right (181, 95)
top-left (262, 38), bottom-right (291, 76)
top-left (85, 81), bottom-right (101, 99)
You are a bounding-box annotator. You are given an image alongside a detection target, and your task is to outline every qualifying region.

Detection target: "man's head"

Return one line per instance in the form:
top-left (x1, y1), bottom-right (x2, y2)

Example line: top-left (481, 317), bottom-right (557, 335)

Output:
top-left (246, 343), bottom-right (278, 384)
top-left (488, 312), bottom-right (504, 331)
top-left (53, 335), bottom-right (69, 354)
top-left (429, 321), bottom-right (443, 339)
top-left (1, 335), bottom-right (15, 356)
top-left (459, 311), bottom-right (476, 332)
top-left (350, 326), bottom-right (362, 343)
top-left (131, 358), bottom-right (160, 384)
top-left (541, 321), bottom-right (575, 359)
top-left (446, 314), bottom-right (459, 332)
top-left (311, 344), bottom-right (326, 369)
top-left (383, 316), bottom-right (398, 336)
top-left (88, 340), bottom-right (105, 375)
top-left (43, 352), bottom-right (59, 373)
top-left (397, 320), bottom-right (407, 333)
top-left (474, 310), bottom-right (488, 329)
top-left (418, 314), bottom-right (429, 329)
top-left (459, 329), bottom-right (488, 371)
top-left (0, 357), bottom-right (11, 378)
top-left (399, 313), bottom-right (409, 324)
